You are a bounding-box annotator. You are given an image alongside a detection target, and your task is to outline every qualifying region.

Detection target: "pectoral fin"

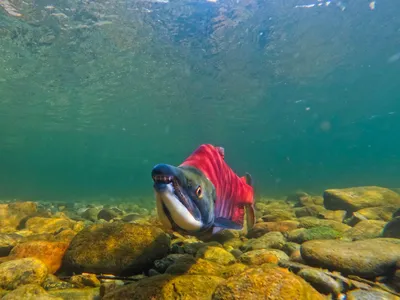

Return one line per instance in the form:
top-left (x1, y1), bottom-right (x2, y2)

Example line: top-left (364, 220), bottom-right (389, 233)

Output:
top-left (214, 217), bottom-right (243, 230)
top-left (245, 204), bottom-right (256, 230)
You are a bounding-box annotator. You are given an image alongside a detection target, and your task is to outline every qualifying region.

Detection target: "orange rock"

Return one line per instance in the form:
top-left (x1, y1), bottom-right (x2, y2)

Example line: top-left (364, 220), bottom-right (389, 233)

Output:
top-left (8, 241), bottom-right (69, 274)
top-left (247, 221), bottom-right (299, 238)
top-left (212, 266), bottom-right (325, 299)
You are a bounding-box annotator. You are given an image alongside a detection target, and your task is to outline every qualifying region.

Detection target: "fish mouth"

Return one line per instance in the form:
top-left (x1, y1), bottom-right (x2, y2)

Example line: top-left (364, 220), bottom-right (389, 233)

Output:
top-left (152, 164), bottom-right (202, 231)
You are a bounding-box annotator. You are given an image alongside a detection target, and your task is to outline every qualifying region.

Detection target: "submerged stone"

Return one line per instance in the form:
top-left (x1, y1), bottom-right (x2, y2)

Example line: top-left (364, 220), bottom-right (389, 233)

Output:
top-left (343, 220), bottom-right (385, 241)
top-left (195, 246), bottom-right (236, 265)
top-left (247, 221), bottom-right (299, 238)
top-left (297, 268), bottom-right (343, 296)
top-left (0, 258), bottom-right (48, 290)
top-left (239, 249), bottom-right (289, 265)
top-left (102, 274), bottom-right (224, 300)
top-left (287, 226), bottom-right (341, 243)
top-left (297, 217), bottom-right (351, 232)
top-left (7, 241), bottom-right (69, 274)
top-left (212, 266), bottom-right (325, 300)
top-left (48, 288), bottom-right (100, 300)
top-left (62, 223), bottom-right (170, 275)
top-left (356, 206), bottom-right (399, 221)
top-left (241, 231), bottom-right (286, 251)
top-left (323, 186), bottom-right (400, 214)
top-left (382, 217), bottom-right (400, 239)
top-left (1, 284), bottom-right (62, 300)
top-left (301, 238), bottom-right (400, 277)
top-left (346, 288), bottom-right (399, 300)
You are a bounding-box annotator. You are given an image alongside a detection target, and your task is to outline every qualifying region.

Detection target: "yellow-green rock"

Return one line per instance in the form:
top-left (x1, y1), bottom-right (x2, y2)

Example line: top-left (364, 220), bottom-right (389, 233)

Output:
top-left (298, 217), bottom-right (351, 232)
top-left (165, 258), bottom-right (222, 276)
top-left (239, 249), bottom-right (288, 265)
top-left (0, 202), bottom-right (38, 233)
top-left (25, 217), bottom-right (76, 234)
top-left (102, 274), bottom-right (225, 300)
top-left (48, 288), bottom-right (100, 300)
top-left (1, 284), bottom-right (62, 300)
top-left (212, 266), bottom-right (325, 300)
top-left (62, 223), bottom-right (170, 275)
top-left (195, 246), bottom-right (236, 265)
top-left (356, 206), bottom-right (398, 221)
top-left (324, 186), bottom-right (400, 213)
top-left (247, 221), bottom-right (299, 238)
top-left (343, 220), bottom-right (385, 241)
top-left (0, 258), bottom-right (48, 290)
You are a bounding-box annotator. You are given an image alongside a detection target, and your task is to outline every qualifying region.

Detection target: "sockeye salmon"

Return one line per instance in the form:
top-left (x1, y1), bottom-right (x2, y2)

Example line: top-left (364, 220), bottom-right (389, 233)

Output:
top-left (151, 144), bottom-right (256, 235)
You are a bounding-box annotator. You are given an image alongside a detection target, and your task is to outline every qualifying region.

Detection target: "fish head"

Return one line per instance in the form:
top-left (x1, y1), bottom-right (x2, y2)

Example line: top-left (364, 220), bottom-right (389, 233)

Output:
top-left (151, 163), bottom-right (215, 233)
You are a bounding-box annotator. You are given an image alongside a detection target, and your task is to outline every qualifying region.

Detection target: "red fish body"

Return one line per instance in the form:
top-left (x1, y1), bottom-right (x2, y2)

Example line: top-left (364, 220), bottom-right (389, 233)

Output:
top-left (152, 144), bottom-right (255, 235)
top-left (180, 144), bottom-right (255, 229)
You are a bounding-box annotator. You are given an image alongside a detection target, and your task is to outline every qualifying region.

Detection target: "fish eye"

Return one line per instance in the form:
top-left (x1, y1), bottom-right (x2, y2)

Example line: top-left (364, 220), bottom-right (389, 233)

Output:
top-left (195, 186), bottom-right (202, 198)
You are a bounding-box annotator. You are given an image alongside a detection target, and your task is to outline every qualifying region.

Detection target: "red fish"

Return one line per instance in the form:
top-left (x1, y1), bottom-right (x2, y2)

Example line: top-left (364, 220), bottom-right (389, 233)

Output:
top-left (152, 144), bottom-right (255, 235)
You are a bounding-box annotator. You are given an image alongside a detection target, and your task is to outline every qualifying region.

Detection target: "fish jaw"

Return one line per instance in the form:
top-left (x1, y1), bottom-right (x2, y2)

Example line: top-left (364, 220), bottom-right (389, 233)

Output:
top-left (152, 163), bottom-right (210, 232)
top-left (155, 184), bottom-right (202, 231)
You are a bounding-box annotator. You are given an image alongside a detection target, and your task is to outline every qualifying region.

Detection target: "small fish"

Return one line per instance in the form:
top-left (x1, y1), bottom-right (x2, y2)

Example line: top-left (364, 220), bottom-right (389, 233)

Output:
top-left (151, 144), bottom-right (255, 236)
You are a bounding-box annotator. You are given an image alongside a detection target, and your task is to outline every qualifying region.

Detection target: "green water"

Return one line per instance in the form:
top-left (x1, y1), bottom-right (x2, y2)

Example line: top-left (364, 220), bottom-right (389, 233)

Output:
top-left (0, 0), bottom-right (399, 202)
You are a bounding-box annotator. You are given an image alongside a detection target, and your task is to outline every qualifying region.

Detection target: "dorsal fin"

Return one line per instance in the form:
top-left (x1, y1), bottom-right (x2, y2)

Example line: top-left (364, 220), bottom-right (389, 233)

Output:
top-left (216, 146), bottom-right (225, 159)
top-left (243, 172), bottom-right (252, 186)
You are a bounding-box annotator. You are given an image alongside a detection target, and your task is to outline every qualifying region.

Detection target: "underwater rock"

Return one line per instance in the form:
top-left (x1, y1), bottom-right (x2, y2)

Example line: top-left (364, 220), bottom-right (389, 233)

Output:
top-left (260, 209), bottom-right (296, 222)
top-left (346, 288), bottom-right (399, 300)
top-left (102, 274), bottom-right (224, 300)
top-left (393, 209), bottom-right (400, 218)
top-left (153, 254), bottom-right (193, 273)
top-left (206, 229), bottom-right (240, 244)
top-left (297, 268), bottom-right (343, 296)
top-left (0, 202), bottom-right (38, 233)
top-left (298, 216), bottom-right (351, 232)
top-left (0, 234), bottom-right (22, 257)
top-left (0, 257), bottom-right (48, 290)
top-left (219, 263), bottom-right (249, 278)
top-left (356, 206), bottom-right (398, 221)
top-left (382, 217), bottom-right (400, 238)
top-left (282, 242), bottom-right (301, 256)
top-left (48, 287), bottom-right (100, 300)
top-left (393, 268), bottom-right (400, 290)
top-left (100, 280), bottom-right (125, 297)
top-left (182, 241), bottom-right (222, 255)
top-left (247, 221), bottom-right (299, 238)
top-left (121, 213), bottom-right (142, 222)
top-left (345, 211), bottom-right (369, 226)
top-left (195, 246), bottom-right (236, 265)
top-left (301, 238), bottom-right (400, 277)
top-left (317, 210), bottom-right (347, 223)
top-left (1, 284), bottom-right (63, 300)
top-left (42, 274), bottom-right (76, 291)
top-left (241, 231), bottom-right (286, 251)
top-left (7, 241), bottom-right (69, 274)
top-left (291, 193), bottom-right (324, 207)
top-left (25, 217), bottom-right (76, 234)
top-left (342, 220), bottom-right (385, 241)
top-left (239, 249), bottom-right (289, 265)
top-left (294, 205), bottom-right (326, 218)
top-left (68, 274), bottom-right (101, 288)
top-left (165, 257), bottom-right (221, 277)
top-left (287, 226), bottom-right (341, 243)
top-left (212, 265), bottom-right (324, 300)
top-left (80, 208), bottom-right (101, 222)
top-left (97, 208), bottom-right (121, 221)
top-left (323, 186), bottom-right (400, 214)
top-left (62, 223), bottom-right (170, 275)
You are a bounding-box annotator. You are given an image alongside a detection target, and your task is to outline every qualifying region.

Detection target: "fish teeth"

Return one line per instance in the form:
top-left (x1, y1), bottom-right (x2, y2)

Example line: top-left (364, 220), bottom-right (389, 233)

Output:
top-left (153, 175), bottom-right (173, 183)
